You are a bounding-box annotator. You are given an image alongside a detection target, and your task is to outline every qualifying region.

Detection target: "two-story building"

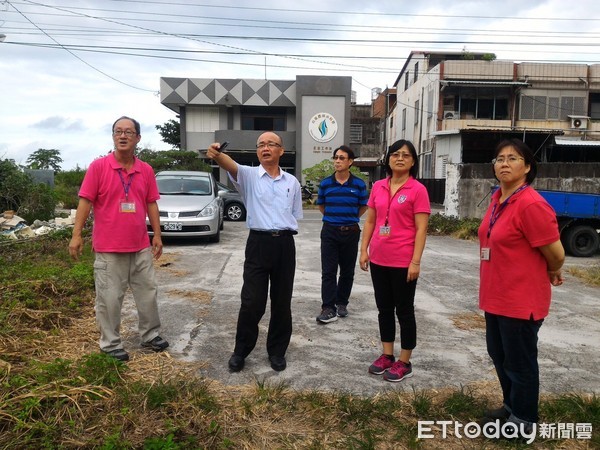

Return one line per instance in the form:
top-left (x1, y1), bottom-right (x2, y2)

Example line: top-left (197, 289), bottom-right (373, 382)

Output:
top-left (387, 51), bottom-right (600, 217)
top-left (159, 75), bottom-right (354, 184)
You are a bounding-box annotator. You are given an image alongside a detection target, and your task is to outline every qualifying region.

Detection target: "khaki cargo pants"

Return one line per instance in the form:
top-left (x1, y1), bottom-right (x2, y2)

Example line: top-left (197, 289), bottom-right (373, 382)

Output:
top-left (93, 248), bottom-right (161, 352)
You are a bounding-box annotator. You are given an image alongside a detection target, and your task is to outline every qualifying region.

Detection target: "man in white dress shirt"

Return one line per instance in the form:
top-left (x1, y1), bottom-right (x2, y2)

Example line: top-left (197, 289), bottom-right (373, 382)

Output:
top-left (206, 132), bottom-right (303, 372)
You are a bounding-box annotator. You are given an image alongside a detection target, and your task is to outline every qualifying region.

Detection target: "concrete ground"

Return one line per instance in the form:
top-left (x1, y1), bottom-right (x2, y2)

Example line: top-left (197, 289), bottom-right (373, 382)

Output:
top-left (123, 209), bottom-right (600, 396)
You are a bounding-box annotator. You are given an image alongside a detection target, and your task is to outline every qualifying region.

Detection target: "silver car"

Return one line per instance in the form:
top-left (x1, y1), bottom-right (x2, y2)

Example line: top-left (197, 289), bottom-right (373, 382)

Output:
top-left (147, 171), bottom-right (224, 242)
top-left (217, 182), bottom-right (246, 221)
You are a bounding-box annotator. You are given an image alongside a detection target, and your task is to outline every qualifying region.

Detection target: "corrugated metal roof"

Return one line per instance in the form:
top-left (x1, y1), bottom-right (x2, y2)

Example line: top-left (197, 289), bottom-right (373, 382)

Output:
top-left (555, 137), bottom-right (600, 147)
top-left (440, 80), bottom-right (530, 86)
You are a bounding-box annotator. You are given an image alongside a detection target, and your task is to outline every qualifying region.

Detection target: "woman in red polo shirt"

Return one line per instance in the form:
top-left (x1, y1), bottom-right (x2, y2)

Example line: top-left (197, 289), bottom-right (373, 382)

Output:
top-left (478, 138), bottom-right (564, 432)
top-left (359, 139), bottom-right (430, 382)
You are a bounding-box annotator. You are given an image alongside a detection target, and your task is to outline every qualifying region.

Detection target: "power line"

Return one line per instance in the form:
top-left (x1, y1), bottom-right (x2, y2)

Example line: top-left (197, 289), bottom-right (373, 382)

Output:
top-left (5, 0), bottom-right (157, 92)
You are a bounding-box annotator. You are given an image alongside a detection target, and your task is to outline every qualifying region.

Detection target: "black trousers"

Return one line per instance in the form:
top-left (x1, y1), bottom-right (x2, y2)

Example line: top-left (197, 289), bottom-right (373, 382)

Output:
top-left (320, 223), bottom-right (360, 309)
top-left (234, 232), bottom-right (296, 358)
top-left (369, 262), bottom-right (417, 349)
top-left (485, 312), bottom-right (544, 423)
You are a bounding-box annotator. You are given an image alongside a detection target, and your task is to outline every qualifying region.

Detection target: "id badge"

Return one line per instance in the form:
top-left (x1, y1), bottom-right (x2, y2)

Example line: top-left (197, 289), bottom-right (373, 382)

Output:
top-left (379, 225), bottom-right (391, 236)
top-left (120, 199), bottom-right (136, 213)
top-left (480, 247), bottom-right (490, 261)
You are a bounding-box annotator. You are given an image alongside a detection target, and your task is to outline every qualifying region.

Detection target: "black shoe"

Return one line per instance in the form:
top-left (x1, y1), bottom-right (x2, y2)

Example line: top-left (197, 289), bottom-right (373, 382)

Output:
top-left (141, 335), bottom-right (169, 352)
top-left (269, 355), bottom-right (287, 371)
top-left (484, 406), bottom-right (511, 419)
top-left (316, 307), bottom-right (338, 324)
top-left (102, 348), bottom-right (129, 362)
top-left (336, 304), bottom-right (348, 318)
top-left (228, 354), bottom-right (245, 372)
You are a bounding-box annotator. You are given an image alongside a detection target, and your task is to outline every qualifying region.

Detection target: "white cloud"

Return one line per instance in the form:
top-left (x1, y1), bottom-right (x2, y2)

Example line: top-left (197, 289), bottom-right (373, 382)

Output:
top-left (0, 0), bottom-right (598, 170)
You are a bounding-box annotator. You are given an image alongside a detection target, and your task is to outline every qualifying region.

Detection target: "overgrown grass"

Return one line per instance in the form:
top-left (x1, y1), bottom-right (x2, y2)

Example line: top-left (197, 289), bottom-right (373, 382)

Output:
top-left (428, 213), bottom-right (481, 240)
top-left (1, 229), bottom-right (598, 448)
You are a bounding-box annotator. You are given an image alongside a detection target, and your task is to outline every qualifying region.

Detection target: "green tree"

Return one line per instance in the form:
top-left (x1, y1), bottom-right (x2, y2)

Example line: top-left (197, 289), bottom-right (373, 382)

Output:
top-left (54, 166), bottom-right (87, 209)
top-left (26, 148), bottom-right (63, 172)
top-left (301, 159), bottom-right (368, 188)
top-left (0, 158), bottom-right (56, 222)
top-left (155, 119), bottom-right (181, 150)
top-left (136, 149), bottom-right (211, 173)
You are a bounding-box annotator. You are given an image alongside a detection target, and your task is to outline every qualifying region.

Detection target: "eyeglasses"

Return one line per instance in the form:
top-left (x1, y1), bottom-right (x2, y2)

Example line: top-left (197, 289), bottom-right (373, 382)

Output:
top-left (256, 142), bottom-right (282, 149)
top-left (113, 130), bottom-right (136, 138)
top-left (389, 152), bottom-right (412, 160)
top-left (492, 156), bottom-right (524, 165)
top-left (332, 155), bottom-right (348, 161)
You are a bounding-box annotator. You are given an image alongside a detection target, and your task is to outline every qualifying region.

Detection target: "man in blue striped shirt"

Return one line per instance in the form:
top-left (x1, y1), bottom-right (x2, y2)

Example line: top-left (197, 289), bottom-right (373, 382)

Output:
top-left (316, 145), bottom-right (368, 324)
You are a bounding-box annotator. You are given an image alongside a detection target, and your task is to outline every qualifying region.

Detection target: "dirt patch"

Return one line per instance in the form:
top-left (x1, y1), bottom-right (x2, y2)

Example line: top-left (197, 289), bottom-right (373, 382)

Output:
top-left (166, 288), bottom-right (212, 304)
top-left (451, 312), bottom-right (486, 330)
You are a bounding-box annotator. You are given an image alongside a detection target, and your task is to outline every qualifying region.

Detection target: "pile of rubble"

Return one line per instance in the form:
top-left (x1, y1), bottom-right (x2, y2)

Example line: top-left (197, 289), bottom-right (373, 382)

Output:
top-left (0, 209), bottom-right (76, 240)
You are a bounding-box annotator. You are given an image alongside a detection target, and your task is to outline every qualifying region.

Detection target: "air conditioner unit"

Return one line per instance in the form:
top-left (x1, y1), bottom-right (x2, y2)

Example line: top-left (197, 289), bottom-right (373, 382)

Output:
top-left (444, 111), bottom-right (459, 120)
top-left (570, 116), bottom-right (588, 129)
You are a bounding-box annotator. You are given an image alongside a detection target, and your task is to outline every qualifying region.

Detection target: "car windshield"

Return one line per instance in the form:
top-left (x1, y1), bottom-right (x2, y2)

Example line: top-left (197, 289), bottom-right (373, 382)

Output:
top-left (157, 176), bottom-right (212, 195)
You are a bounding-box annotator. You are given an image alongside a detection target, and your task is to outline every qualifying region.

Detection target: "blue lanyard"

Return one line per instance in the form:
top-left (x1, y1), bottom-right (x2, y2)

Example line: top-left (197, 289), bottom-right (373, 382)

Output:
top-left (487, 184), bottom-right (528, 238)
top-left (117, 169), bottom-right (135, 200)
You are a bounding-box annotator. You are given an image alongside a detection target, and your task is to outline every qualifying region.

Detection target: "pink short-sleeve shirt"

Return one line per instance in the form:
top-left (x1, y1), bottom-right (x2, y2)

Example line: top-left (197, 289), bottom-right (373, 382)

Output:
top-left (78, 153), bottom-right (159, 253)
top-left (367, 177), bottom-right (431, 267)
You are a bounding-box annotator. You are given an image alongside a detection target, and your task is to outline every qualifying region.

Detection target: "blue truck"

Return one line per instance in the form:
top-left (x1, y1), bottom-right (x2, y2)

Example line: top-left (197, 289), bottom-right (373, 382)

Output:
top-left (538, 190), bottom-right (600, 257)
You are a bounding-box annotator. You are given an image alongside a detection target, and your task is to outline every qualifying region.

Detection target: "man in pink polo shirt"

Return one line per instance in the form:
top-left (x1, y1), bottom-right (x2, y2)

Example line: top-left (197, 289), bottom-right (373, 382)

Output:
top-left (69, 116), bottom-right (168, 362)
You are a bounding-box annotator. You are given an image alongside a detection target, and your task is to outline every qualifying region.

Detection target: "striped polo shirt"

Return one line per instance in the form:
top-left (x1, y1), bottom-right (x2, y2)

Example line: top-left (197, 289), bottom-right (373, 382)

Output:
top-left (316, 173), bottom-right (368, 226)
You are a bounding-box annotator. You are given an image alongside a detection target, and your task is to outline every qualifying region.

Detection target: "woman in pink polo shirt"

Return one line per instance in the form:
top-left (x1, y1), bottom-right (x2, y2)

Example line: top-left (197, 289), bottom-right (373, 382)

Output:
top-left (478, 138), bottom-right (564, 432)
top-left (360, 139), bottom-right (430, 382)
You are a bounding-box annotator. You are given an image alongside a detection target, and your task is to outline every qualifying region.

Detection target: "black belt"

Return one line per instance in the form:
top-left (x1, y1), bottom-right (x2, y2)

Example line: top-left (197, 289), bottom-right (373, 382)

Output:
top-left (325, 223), bottom-right (360, 232)
top-left (250, 229), bottom-right (297, 237)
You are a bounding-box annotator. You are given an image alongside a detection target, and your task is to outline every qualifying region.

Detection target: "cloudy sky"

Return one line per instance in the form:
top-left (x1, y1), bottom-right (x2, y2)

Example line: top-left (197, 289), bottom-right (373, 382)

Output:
top-left (1, 0), bottom-right (598, 170)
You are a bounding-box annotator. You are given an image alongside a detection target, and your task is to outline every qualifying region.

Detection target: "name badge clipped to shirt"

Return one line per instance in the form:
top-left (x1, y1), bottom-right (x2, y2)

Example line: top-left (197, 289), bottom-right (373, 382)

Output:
top-left (120, 198), bottom-right (136, 213)
top-left (379, 225), bottom-right (391, 236)
top-left (480, 247), bottom-right (490, 261)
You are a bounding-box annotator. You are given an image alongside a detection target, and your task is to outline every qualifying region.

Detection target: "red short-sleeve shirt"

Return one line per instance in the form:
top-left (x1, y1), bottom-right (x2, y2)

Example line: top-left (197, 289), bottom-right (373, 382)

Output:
top-left (478, 187), bottom-right (560, 320)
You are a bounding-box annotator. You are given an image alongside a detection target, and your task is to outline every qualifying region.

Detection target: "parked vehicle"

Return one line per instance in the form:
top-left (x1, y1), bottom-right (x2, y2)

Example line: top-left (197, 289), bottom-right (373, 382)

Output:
top-left (147, 171), bottom-right (223, 242)
top-left (217, 182), bottom-right (246, 222)
top-left (301, 185), bottom-right (314, 201)
top-left (537, 189), bottom-right (600, 257)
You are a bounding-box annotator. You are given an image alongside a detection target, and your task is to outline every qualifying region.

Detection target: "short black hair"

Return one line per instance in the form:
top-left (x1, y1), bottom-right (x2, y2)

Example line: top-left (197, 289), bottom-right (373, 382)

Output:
top-left (493, 138), bottom-right (537, 184)
top-left (333, 145), bottom-right (355, 163)
top-left (112, 116), bottom-right (141, 136)
top-left (384, 139), bottom-right (419, 178)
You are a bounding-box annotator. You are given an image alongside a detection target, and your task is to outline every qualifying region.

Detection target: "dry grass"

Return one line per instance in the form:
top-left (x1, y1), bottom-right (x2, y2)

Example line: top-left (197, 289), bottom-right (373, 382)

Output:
top-left (567, 265), bottom-right (600, 287)
top-left (1, 236), bottom-right (598, 449)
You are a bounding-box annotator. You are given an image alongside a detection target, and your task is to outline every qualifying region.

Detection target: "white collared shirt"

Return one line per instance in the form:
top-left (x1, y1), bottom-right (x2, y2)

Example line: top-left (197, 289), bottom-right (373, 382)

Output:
top-left (229, 164), bottom-right (303, 231)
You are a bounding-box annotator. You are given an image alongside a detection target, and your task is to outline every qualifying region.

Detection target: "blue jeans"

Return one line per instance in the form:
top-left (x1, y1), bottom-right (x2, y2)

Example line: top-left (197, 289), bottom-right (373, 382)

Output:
top-left (320, 223), bottom-right (360, 310)
top-left (485, 312), bottom-right (544, 423)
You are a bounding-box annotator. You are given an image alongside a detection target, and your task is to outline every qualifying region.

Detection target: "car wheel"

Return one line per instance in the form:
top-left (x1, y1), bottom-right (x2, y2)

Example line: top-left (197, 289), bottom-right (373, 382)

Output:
top-left (226, 202), bottom-right (246, 221)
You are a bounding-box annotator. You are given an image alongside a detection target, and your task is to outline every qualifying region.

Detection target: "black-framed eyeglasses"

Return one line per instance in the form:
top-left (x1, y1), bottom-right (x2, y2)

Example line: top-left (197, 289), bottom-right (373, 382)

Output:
top-left (256, 142), bottom-right (281, 149)
top-left (332, 155), bottom-right (348, 161)
top-left (113, 130), bottom-right (136, 138)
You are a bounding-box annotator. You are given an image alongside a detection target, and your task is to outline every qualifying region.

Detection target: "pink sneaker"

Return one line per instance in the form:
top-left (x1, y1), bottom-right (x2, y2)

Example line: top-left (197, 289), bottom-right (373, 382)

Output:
top-left (383, 361), bottom-right (413, 382)
top-left (368, 354), bottom-right (395, 375)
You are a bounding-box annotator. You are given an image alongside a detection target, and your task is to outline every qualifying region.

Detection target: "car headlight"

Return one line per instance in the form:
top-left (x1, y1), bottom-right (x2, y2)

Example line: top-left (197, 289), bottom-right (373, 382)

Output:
top-left (198, 198), bottom-right (219, 217)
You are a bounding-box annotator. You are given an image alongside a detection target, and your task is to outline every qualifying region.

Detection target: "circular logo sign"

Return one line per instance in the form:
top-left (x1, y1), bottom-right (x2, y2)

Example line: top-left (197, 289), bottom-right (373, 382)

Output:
top-left (308, 112), bottom-right (338, 143)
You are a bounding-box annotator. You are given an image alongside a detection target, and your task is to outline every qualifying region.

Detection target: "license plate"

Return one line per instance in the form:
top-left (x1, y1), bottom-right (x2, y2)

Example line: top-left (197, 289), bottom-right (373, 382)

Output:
top-left (164, 222), bottom-right (183, 231)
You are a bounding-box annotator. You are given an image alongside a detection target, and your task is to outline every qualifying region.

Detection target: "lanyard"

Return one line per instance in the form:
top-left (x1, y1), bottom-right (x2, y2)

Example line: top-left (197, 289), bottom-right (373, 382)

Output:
top-left (384, 178), bottom-right (407, 226)
top-left (117, 169), bottom-right (135, 200)
top-left (487, 184), bottom-right (528, 238)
